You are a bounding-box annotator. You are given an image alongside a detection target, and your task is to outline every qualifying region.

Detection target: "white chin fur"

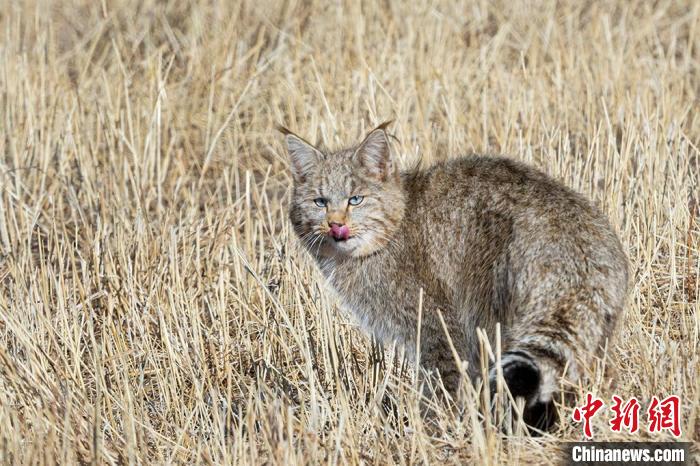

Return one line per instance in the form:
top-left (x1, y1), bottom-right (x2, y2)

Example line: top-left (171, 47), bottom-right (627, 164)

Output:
top-left (330, 238), bottom-right (358, 254)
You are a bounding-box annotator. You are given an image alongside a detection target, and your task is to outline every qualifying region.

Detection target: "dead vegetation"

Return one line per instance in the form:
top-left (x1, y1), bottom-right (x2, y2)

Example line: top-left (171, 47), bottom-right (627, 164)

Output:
top-left (0, 0), bottom-right (697, 464)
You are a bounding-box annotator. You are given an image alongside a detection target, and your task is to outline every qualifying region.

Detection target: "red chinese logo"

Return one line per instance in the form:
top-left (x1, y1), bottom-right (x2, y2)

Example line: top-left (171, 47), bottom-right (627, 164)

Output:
top-left (573, 394), bottom-right (682, 438)
top-left (647, 395), bottom-right (681, 437)
top-left (609, 395), bottom-right (640, 434)
top-left (572, 393), bottom-right (605, 439)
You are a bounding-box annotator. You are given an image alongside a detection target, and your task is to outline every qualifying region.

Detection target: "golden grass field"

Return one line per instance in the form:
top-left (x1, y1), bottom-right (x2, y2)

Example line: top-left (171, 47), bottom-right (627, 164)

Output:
top-left (0, 0), bottom-right (698, 464)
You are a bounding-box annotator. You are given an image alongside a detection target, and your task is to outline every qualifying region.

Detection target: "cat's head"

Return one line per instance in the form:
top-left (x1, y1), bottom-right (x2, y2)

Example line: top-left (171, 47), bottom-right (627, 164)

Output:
top-left (283, 123), bottom-right (405, 258)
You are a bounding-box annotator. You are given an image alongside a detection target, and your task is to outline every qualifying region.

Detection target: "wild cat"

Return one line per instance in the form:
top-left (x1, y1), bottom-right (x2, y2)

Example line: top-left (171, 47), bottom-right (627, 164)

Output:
top-left (281, 122), bottom-right (629, 431)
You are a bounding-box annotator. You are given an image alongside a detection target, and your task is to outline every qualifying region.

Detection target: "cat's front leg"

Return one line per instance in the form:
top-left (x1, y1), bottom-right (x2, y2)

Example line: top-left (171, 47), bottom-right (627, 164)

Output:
top-left (415, 316), bottom-right (471, 398)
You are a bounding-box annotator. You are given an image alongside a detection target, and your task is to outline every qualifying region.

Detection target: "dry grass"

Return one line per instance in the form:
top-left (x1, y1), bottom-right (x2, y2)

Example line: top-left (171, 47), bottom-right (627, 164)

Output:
top-left (0, 0), bottom-right (698, 464)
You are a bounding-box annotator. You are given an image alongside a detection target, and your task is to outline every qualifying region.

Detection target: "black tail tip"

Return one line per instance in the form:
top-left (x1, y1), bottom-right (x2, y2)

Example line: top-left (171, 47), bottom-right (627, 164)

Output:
top-left (492, 351), bottom-right (559, 433)
top-left (523, 399), bottom-right (558, 434)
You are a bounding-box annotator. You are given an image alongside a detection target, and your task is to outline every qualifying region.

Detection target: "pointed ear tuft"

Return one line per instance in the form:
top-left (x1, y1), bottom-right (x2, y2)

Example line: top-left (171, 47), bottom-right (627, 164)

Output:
top-left (282, 130), bottom-right (321, 183)
top-left (354, 124), bottom-right (394, 180)
top-left (373, 120), bottom-right (394, 132)
top-left (276, 125), bottom-right (293, 136)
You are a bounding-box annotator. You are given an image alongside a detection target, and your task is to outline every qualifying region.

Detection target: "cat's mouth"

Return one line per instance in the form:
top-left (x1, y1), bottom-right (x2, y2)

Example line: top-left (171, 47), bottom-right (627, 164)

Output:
top-left (326, 232), bottom-right (358, 252)
top-left (328, 223), bottom-right (351, 241)
top-left (317, 227), bottom-right (365, 256)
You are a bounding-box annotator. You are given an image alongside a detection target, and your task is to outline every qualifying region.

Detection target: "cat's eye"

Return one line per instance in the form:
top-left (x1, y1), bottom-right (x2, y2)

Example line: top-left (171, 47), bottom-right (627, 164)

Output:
top-left (313, 198), bottom-right (327, 208)
top-left (348, 195), bottom-right (364, 206)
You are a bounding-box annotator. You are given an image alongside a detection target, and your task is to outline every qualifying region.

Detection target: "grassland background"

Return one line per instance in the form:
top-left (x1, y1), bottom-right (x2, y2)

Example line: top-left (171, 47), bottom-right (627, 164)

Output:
top-left (0, 0), bottom-right (698, 464)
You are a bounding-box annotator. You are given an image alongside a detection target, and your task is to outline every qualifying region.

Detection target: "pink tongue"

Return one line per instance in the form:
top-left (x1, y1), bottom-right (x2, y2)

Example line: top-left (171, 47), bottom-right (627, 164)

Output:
top-left (330, 224), bottom-right (349, 240)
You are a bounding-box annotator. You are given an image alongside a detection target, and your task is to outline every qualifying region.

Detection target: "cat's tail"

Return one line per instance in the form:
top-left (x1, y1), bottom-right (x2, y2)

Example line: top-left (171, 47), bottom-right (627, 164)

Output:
top-left (489, 288), bottom-right (626, 432)
top-left (489, 337), bottom-right (575, 431)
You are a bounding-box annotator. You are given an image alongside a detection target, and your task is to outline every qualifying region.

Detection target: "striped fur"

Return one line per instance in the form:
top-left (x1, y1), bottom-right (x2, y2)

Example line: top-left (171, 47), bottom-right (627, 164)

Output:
top-left (285, 124), bottom-right (630, 431)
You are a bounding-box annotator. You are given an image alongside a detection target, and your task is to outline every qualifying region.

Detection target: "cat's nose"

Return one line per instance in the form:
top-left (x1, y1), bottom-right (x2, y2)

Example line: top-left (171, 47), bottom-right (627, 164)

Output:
top-left (328, 222), bottom-right (350, 241)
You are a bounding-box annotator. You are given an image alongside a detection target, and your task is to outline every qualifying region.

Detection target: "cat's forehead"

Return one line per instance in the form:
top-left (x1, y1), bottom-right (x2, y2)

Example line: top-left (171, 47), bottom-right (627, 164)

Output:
top-left (306, 148), bottom-right (365, 196)
top-left (316, 148), bottom-right (356, 175)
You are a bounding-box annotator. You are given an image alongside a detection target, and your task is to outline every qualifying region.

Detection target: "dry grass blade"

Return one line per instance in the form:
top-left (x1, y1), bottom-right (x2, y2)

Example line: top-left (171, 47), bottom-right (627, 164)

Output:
top-left (0, 0), bottom-right (698, 464)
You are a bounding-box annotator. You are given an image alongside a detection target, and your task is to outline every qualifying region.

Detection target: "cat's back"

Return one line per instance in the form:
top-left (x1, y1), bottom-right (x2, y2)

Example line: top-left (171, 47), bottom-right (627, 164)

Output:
top-left (404, 155), bottom-right (589, 213)
top-left (400, 155), bottom-right (628, 289)
top-left (402, 155), bottom-right (615, 237)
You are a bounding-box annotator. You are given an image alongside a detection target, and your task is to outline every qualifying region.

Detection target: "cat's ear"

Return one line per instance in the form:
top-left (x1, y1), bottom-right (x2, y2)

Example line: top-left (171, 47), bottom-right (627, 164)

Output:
top-left (279, 126), bottom-right (322, 183)
top-left (354, 121), bottom-right (394, 180)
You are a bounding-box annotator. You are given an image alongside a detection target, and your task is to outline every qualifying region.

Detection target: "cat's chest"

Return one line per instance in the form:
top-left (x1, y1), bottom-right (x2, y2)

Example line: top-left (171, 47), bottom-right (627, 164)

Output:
top-left (321, 256), bottom-right (397, 306)
top-left (318, 254), bottom-right (423, 344)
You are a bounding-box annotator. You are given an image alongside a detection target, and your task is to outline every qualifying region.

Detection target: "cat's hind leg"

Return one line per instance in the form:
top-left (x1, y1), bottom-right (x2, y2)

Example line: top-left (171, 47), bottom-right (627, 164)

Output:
top-left (490, 287), bottom-right (622, 432)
